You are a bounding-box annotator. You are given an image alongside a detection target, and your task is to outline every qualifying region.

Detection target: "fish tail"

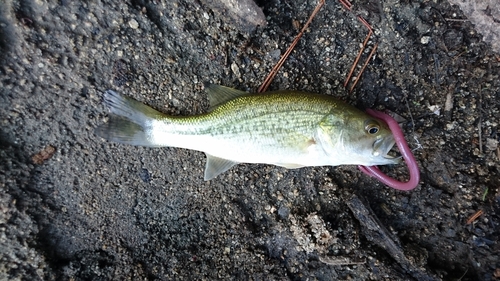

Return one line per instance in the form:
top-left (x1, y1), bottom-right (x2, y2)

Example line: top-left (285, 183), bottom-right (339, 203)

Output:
top-left (96, 90), bottom-right (165, 146)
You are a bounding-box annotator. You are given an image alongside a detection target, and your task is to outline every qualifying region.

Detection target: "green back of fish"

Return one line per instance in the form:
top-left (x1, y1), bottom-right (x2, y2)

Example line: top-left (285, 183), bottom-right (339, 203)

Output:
top-left (164, 90), bottom-right (364, 140)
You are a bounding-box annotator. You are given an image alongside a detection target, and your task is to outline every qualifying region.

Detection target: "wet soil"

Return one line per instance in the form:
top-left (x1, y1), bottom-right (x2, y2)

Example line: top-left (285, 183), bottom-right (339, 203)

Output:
top-left (1, 0), bottom-right (499, 280)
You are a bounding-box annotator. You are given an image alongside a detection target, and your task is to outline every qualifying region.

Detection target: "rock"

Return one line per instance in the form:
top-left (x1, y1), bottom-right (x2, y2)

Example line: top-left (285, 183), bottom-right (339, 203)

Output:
top-left (448, 0), bottom-right (500, 54)
top-left (201, 0), bottom-right (266, 33)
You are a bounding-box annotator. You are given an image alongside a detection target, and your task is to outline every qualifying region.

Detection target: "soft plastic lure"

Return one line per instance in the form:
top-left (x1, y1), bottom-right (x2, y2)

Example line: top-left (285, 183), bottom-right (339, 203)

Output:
top-left (358, 109), bottom-right (420, 191)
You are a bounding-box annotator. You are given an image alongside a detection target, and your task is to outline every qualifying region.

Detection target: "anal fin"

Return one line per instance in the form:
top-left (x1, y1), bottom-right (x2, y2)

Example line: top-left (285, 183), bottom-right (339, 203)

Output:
top-left (276, 163), bottom-right (305, 169)
top-left (204, 154), bottom-right (239, 180)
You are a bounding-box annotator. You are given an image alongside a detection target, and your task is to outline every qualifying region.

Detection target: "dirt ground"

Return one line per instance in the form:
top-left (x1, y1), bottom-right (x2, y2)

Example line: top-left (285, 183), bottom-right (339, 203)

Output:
top-left (1, 0), bottom-right (499, 280)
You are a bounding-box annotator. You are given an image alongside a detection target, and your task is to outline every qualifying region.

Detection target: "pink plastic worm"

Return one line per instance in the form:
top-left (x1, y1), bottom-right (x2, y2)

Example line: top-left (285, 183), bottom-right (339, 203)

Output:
top-left (358, 109), bottom-right (420, 191)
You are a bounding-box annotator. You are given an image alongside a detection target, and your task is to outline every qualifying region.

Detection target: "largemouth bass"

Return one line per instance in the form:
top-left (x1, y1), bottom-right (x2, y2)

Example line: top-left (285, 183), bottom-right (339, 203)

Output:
top-left (96, 84), bottom-right (399, 180)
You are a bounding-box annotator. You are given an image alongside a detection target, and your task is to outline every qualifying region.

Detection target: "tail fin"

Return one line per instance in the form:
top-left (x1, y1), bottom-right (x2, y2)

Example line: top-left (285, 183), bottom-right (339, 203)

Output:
top-left (96, 90), bottom-right (165, 146)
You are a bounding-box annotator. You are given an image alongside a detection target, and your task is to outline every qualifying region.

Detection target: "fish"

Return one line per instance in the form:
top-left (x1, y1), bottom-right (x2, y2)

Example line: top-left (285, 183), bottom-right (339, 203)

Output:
top-left (96, 84), bottom-right (400, 180)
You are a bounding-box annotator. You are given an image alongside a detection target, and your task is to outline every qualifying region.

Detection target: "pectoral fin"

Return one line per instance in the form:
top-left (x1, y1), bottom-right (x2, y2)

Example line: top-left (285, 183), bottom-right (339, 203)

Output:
top-left (204, 154), bottom-right (239, 180)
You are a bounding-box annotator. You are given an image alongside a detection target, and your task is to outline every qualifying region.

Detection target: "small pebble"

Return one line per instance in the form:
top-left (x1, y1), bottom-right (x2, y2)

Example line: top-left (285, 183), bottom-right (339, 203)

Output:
top-left (421, 36), bottom-right (431, 44)
top-left (129, 19), bottom-right (139, 29)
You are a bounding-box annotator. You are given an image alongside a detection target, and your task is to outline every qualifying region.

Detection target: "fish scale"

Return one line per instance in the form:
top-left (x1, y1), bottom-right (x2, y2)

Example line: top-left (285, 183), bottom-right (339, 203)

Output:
top-left (96, 84), bottom-right (400, 180)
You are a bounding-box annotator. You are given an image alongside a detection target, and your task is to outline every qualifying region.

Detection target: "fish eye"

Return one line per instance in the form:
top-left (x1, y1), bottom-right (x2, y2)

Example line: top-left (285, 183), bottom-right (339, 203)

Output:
top-left (365, 122), bottom-right (380, 135)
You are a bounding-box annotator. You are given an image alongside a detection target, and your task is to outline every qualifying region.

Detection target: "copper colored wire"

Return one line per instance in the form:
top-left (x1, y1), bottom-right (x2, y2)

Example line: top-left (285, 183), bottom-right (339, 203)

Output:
top-left (258, 0), bottom-right (325, 93)
top-left (344, 30), bottom-right (372, 88)
top-left (259, 0), bottom-right (376, 93)
top-left (338, 0), bottom-right (352, 10)
top-left (349, 42), bottom-right (377, 92)
top-left (339, 0), bottom-right (376, 92)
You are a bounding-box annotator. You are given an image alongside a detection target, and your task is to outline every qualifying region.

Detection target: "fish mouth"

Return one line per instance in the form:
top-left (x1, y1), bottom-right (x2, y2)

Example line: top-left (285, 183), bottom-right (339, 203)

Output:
top-left (372, 136), bottom-right (402, 164)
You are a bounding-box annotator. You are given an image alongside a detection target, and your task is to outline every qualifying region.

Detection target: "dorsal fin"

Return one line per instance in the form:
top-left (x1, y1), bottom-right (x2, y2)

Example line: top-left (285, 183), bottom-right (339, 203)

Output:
top-left (204, 83), bottom-right (249, 110)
